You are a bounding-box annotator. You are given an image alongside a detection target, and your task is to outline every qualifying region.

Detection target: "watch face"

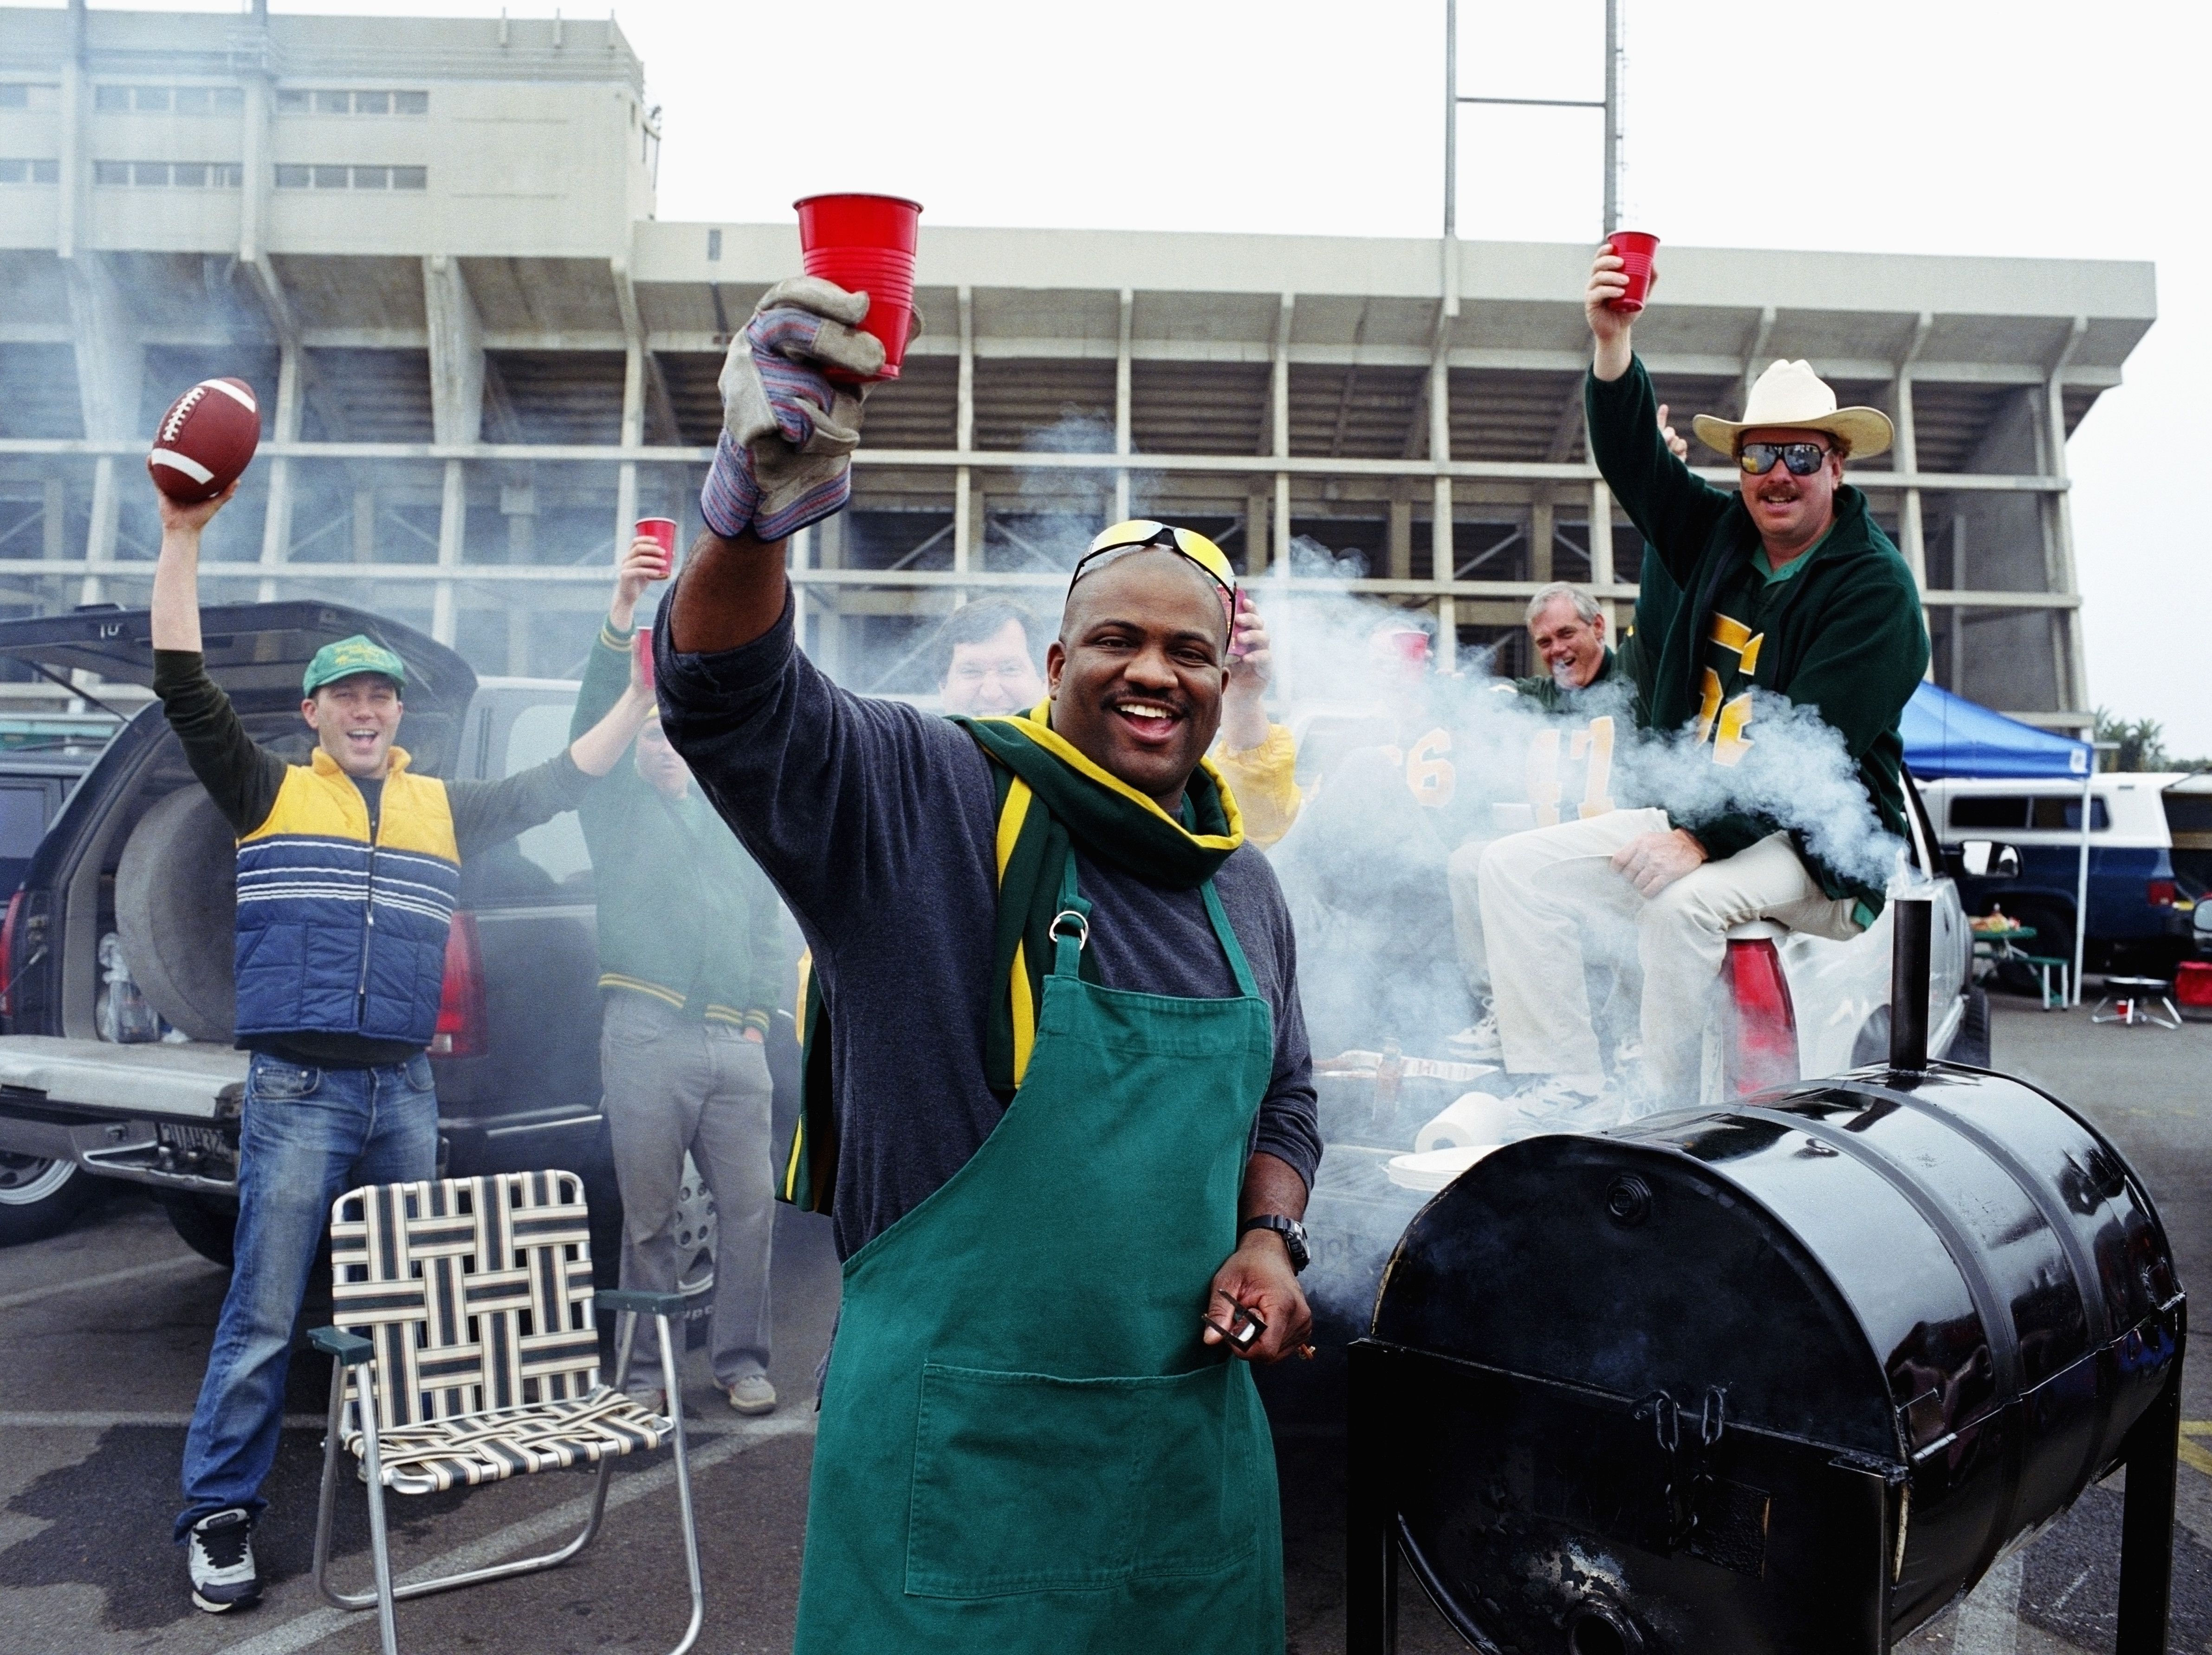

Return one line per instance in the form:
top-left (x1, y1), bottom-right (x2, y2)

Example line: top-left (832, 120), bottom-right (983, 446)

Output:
top-left (1283, 1219), bottom-right (1310, 1272)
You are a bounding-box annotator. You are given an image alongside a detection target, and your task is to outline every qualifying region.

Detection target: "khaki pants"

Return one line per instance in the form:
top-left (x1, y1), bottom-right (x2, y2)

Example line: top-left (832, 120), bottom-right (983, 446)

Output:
top-left (601, 991), bottom-right (777, 1394)
top-left (1477, 808), bottom-right (1861, 1098)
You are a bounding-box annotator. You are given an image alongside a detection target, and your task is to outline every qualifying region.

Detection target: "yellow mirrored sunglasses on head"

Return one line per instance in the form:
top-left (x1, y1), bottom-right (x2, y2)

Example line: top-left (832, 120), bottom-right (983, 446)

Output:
top-left (1069, 519), bottom-right (1238, 606)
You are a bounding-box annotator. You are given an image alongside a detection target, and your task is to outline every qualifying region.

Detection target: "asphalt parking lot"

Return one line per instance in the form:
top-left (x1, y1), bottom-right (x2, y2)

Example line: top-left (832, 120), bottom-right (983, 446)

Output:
top-left (2, 991), bottom-right (2208, 1654)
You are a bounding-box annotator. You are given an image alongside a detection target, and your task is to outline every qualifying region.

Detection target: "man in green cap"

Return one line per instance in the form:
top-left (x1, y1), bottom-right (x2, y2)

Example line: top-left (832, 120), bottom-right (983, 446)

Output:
top-left (149, 480), bottom-right (656, 1616)
top-left (657, 279), bottom-right (1320, 1652)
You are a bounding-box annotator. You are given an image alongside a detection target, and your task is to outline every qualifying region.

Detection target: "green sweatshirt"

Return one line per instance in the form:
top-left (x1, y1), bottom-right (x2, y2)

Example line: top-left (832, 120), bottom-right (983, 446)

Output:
top-left (571, 623), bottom-right (787, 1032)
top-left (1509, 641), bottom-right (1631, 713)
top-left (1584, 356), bottom-right (1930, 915)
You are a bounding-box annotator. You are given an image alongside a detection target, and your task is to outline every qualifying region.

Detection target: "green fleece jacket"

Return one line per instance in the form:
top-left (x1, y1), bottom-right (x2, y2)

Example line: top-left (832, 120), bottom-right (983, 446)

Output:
top-left (1585, 356), bottom-right (1929, 915)
top-left (1509, 640), bottom-right (1634, 712)
top-left (572, 624), bottom-right (787, 1031)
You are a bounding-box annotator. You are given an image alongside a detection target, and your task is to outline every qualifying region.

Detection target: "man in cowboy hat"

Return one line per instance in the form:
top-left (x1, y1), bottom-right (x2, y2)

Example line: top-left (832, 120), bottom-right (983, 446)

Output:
top-left (652, 277), bottom-right (1319, 1653)
top-left (1471, 245), bottom-right (1928, 1115)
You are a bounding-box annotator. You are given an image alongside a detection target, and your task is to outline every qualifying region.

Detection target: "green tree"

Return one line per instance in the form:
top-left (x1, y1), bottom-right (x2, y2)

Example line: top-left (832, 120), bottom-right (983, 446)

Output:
top-left (2092, 707), bottom-right (2172, 772)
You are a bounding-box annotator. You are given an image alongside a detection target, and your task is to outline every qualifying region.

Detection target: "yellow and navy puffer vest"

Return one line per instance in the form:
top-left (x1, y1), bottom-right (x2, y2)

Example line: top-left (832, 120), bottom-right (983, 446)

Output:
top-left (234, 747), bottom-right (461, 1048)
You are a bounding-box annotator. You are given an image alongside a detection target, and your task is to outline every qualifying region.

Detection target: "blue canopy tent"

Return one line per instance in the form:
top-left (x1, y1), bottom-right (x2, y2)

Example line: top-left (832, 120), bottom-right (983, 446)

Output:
top-left (1901, 682), bottom-right (2095, 1003)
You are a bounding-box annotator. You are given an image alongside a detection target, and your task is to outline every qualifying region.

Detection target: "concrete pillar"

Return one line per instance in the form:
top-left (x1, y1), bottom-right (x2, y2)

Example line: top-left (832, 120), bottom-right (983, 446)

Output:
top-left (954, 285), bottom-right (975, 580)
top-left (257, 342), bottom-right (302, 601)
top-left (352, 486), bottom-right (377, 563)
top-left (1590, 480), bottom-right (1617, 640)
top-left (2043, 317), bottom-right (2089, 711)
top-left (1530, 496), bottom-right (1555, 585)
top-left (1114, 287), bottom-right (1133, 523)
top-left (65, 254), bottom-right (141, 605)
top-left (423, 255), bottom-right (486, 646)
top-left (614, 339), bottom-right (644, 559)
top-left (1244, 487), bottom-right (1269, 579)
top-left (1387, 493), bottom-right (1412, 581)
top-left (1428, 349), bottom-right (1453, 605)
top-left (42, 477), bottom-right (65, 609)
top-left (503, 483), bottom-right (536, 674)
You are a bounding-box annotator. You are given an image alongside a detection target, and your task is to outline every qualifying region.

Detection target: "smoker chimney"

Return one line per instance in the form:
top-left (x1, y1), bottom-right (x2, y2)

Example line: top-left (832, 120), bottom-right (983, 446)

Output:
top-left (1889, 895), bottom-right (1931, 1071)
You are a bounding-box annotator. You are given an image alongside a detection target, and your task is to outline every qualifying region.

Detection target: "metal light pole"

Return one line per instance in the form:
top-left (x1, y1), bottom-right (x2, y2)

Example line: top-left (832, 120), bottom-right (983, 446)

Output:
top-left (1445, 0), bottom-right (1622, 239)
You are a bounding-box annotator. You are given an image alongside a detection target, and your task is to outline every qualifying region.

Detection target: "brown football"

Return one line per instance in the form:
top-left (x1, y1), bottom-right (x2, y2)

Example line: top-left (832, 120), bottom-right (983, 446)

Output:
top-left (147, 377), bottom-right (261, 504)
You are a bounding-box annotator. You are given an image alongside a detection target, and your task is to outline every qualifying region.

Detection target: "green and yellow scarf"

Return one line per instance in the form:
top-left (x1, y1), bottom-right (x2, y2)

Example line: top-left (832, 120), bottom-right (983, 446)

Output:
top-left (780, 702), bottom-right (1245, 1215)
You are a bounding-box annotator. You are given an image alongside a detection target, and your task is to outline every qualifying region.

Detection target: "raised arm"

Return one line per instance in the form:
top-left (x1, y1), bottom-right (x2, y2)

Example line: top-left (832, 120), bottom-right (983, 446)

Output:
top-left (1582, 246), bottom-right (1733, 588)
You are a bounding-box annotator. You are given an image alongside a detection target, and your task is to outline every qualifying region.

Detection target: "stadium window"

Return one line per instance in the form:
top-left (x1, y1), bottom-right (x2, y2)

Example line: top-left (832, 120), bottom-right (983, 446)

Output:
top-left (313, 91), bottom-right (350, 115)
top-left (133, 87), bottom-right (171, 112)
top-left (274, 163), bottom-right (310, 189)
top-left (0, 85), bottom-right (27, 110)
top-left (31, 160), bottom-right (58, 183)
top-left (394, 91), bottom-right (428, 115)
top-left (216, 162), bottom-right (241, 187)
top-left (0, 161), bottom-right (23, 184)
top-left (92, 161), bottom-right (130, 186)
top-left (173, 162), bottom-right (207, 187)
top-left (355, 91), bottom-right (390, 116)
top-left (707, 227), bottom-right (722, 261)
top-left (95, 86), bottom-right (130, 112)
top-left (131, 161), bottom-right (169, 186)
top-left (391, 166), bottom-right (427, 190)
top-left (352, 165), bottom-right (389, 189)
top-left (175, 88), bottom-right (210, 115)
top-left (310, 164), bottom-right (345, 188)
top-left (276, 89), bottom-right (308, 114)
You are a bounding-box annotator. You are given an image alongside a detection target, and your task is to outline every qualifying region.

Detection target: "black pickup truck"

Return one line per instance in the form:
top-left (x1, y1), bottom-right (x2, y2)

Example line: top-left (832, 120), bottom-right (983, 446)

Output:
top-left (0, 602), bottom-right (747, 1280)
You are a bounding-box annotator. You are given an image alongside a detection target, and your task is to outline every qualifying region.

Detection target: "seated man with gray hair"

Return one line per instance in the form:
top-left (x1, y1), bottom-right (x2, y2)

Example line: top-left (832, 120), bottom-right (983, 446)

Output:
top-left (1444, 581), bottom-right (1638, 1059)
top-left (1469, 245), bottom-right (1928, 1113)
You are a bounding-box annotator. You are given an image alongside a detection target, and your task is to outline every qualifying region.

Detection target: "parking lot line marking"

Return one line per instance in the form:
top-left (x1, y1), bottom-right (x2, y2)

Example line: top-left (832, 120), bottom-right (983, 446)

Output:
top-left (2178, 1437), bottom-right (2212, 1480)
top-left (0, 1411), bottom-right (337, 1429)
top-left (0, 1251), bottom-right (208, 1313)
top-left (216, 1410), bottom-right (815, 1655)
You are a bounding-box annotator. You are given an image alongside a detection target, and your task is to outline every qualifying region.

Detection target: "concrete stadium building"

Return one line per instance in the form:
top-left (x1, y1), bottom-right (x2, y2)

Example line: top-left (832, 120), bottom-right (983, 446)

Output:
top-left (0, 2), bottom-right (2154, 722)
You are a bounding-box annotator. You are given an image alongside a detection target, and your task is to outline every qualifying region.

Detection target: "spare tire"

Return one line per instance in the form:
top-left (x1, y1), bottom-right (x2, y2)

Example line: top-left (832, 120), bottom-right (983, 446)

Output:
top-left (116, 787), bottom-right (236, 1041)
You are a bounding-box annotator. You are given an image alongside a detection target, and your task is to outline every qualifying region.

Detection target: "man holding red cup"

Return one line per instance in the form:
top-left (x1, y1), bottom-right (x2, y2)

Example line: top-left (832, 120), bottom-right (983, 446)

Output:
top-left (1469, 243), bottom-right (1929, 1116)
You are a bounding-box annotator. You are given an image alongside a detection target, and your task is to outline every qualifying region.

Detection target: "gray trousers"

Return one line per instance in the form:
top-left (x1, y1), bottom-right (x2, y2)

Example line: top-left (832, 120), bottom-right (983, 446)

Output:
top-left (601, 991), bottom-right (776, 1391)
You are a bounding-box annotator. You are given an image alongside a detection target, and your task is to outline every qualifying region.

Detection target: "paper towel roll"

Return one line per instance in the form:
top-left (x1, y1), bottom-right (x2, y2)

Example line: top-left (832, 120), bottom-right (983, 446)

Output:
top-left (1416, 1091), bottom-right (1518, 1152)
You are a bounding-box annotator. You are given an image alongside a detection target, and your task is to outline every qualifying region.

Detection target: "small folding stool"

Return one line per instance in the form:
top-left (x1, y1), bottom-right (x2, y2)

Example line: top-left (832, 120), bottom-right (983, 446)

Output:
top-left (308, 1170), bottom-right (702, 1655)
top-left (2092, 976), bottom-right (2183, 1029)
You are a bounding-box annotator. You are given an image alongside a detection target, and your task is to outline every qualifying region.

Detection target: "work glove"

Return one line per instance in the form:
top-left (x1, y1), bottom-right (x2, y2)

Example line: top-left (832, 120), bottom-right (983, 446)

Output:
top-left (702, 277), bottom-right (883, 543)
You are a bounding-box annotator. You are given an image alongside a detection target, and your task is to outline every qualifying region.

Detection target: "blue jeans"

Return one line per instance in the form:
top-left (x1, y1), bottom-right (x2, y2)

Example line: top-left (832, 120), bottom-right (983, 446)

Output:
top-left (175, 1052), bottom-right (439, 1539)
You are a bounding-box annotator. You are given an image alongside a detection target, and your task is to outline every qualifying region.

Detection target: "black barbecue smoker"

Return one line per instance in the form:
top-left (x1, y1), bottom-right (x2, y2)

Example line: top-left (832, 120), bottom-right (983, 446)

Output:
top-left (1347, 899), bottom-right (2186, 1654)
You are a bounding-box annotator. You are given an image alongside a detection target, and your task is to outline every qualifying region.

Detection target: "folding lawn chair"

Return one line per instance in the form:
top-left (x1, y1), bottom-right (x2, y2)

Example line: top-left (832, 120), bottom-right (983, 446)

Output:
top-left (307, 1170), bottom-right (702, 1655)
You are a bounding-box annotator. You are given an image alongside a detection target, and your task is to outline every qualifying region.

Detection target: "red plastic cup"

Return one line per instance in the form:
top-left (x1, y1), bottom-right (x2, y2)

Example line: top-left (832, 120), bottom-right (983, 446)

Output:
top-left (634, 624), bottom-right (655, 695)
top-left (635, 517), bottom-right (676, 579)
top-left (1607, 230), bottom-right (1660, 314)
top-left (794, 193), bottom-right (923, 382)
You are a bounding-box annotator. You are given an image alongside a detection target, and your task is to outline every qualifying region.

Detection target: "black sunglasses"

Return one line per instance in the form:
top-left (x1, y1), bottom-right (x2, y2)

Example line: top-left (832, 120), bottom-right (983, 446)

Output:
top-left (1738, 441), bottom-right (1832, 477)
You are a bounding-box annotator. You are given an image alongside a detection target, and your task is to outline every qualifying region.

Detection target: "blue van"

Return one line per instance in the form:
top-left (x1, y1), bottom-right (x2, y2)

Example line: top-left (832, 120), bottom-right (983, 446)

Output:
top-left (1922, 773), bottom-right (2192, 976)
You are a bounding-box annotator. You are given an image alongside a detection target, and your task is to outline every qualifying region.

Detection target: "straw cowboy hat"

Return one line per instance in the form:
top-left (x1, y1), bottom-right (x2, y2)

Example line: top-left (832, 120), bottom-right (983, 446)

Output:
top-left (1693, 359), bottom-right (1894, 460)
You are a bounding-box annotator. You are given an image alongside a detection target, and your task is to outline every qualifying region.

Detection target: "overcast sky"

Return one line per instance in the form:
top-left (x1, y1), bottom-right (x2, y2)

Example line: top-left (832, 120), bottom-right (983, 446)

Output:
top-left (70, 0), bottom-right (2212, 753)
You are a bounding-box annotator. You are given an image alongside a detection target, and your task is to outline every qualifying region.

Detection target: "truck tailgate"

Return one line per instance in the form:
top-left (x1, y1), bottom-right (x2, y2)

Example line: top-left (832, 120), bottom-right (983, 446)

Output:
top-left (0, 1036), bottom-right (246, 1120)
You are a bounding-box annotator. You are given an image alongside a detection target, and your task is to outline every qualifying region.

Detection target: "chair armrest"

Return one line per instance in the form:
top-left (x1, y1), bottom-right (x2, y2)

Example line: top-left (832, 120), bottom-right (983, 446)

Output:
top-left (309, 1326), bottom-right (375, 1365)
top-left (596, 1289), bottom-right (689, 1318)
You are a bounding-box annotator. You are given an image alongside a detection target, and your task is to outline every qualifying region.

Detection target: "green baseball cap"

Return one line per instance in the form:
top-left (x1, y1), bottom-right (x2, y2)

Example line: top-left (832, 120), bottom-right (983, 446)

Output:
top-left (302, 634), bottom-right (407, 697)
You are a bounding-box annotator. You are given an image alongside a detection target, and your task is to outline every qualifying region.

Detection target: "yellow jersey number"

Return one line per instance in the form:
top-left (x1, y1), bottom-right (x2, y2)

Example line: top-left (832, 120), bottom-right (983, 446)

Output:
top-left (1524, 716), bottom-right (1617, 827)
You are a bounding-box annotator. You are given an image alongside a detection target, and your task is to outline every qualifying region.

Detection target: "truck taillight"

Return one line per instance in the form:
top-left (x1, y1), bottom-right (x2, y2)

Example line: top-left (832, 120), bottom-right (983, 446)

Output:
top-left (2148, 879), bottom-right (2177, 908)
top-left (430, 911), bottom-right (486, 1059)
top-left (1726, 936), bottom-right (1799, 1096)
top-left (0, 891), bottom-right (19, 1019)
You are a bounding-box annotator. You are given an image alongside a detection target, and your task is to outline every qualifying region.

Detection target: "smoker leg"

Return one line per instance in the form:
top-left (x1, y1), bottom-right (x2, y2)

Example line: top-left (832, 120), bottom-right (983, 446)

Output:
top-left (2115, 1361), bottom-right (2181, 1655)
top-left (1346, 1342), bottom-right (1399, 1655)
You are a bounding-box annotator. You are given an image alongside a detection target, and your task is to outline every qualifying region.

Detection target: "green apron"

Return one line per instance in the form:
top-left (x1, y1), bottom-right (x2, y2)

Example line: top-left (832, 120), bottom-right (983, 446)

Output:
top-left (793, 859), bottom-right (1284, 1653)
